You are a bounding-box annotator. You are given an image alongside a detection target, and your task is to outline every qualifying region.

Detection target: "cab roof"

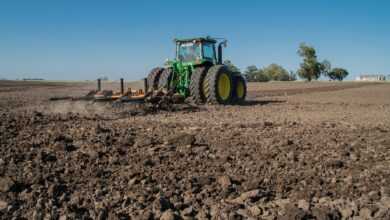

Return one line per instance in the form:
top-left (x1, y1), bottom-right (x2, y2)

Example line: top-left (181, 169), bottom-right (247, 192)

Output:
top-left (174, 36), bottom-right (217, 44)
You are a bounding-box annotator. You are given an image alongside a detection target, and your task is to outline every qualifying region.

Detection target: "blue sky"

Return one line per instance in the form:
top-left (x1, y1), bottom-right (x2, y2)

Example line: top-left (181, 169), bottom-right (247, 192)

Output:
top-left (0, 0), bottom-right (389, 80)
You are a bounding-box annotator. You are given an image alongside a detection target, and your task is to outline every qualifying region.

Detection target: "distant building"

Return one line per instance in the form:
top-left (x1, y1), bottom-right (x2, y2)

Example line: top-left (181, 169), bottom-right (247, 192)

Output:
top-left (356, 74), bottom-right (386, 81)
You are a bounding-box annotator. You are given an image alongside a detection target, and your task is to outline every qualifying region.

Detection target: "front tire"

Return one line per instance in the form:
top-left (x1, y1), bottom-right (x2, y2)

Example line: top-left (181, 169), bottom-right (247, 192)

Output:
top-left (158, 68), bottom-right (173, 91)
top-left (146, 67), bottom-right (164, 92)
top-left (203, 65), bottom-right (233, 104)
top-left (189, 66), bottom-right (209, 103)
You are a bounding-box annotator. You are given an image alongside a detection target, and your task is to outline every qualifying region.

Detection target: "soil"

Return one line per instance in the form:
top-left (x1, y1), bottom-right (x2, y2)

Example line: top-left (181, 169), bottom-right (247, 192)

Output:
top-left (0, 80), bottom-right (390, 219)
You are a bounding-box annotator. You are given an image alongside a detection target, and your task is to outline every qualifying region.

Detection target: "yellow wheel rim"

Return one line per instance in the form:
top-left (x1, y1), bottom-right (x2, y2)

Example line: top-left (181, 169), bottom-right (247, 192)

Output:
top-left (236, 80), bottom-right (245, 98)
top-left (218, 73), bottom-right (231, 100)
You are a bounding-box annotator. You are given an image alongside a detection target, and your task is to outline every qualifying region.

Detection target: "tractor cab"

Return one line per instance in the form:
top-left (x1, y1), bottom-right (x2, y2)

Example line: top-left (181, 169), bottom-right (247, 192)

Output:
top-left (175, 37), bottom-right (225, 64)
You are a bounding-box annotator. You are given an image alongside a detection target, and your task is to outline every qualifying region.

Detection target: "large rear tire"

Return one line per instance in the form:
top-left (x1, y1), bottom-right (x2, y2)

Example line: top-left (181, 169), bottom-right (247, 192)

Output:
top-left (146, 67), bottom-right (164, 92)
top-left (232, 74), bottom-right (247, 104)
top-left (203, 65), bottom-right (233, 104)
top-left (189, 66), bottom-right (209, 103)
top-left (158, 68), bottom-right (173, 91)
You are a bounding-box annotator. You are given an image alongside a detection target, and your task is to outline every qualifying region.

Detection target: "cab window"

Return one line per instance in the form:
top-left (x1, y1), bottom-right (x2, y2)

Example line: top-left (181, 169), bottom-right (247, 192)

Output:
top-left (177, 42), bottom-right (201, 62)
top-left (202, 42), bottom-right (215, 61)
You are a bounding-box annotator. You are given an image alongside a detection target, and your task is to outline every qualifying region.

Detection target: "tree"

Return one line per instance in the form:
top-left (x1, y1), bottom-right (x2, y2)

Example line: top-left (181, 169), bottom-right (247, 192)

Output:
top-left (297, 43), bottom-right (328, 81)
top-left (289, 71), bottom-right (297, 81)
top-left (263, 64), bottom-right (290, 81)
top-left (253, 69), bottom-right (271, 82)
top-left (245, 64), bottom-right (297, 82)
top-left (244, 65), bottom-right (271, 82)
top-left (223, 60), bottom-right (240, 72)
top-left (244, 65), bottom-right (258, 75)
top-left (244, 65), bottom-right (259, 81)
top-left (327, 68), bottom-right (349, 81)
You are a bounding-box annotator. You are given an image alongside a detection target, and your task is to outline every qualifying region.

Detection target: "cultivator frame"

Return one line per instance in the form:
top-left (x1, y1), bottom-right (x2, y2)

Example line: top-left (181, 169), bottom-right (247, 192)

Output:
top-left (92, 78), bottom-right (146, 102)
top-left (49, 78), bottom-right (147, 102)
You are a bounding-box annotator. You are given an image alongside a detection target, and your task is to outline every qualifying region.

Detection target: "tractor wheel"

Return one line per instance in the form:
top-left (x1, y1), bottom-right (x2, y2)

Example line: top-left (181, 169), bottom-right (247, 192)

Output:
top-left (203, 65), bottom-right (233, 104)
top-left (146, 67), bottom-right (164, 92)
top-left (158, 68), bottom-right (173, 91)
top-left (231, 74), bottom-right (247, 104)
top-left (189, 66), bottom-right (209, 103)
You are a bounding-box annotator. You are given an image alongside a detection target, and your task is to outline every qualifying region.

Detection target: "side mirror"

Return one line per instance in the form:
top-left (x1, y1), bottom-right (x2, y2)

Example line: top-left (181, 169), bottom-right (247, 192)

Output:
top-left (221, 40), bottom-right (227, 48)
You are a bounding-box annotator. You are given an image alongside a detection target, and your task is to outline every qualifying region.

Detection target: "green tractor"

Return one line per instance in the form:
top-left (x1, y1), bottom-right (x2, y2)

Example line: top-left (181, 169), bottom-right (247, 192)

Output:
top-left (147, 36), bottom-right (247, 104)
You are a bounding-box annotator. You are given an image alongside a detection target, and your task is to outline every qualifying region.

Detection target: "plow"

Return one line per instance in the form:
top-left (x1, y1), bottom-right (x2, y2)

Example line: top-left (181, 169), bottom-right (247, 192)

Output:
top-left (51, 36), bottom-right (247, 105)
top-left (91, 78), bottom-right (146, 102)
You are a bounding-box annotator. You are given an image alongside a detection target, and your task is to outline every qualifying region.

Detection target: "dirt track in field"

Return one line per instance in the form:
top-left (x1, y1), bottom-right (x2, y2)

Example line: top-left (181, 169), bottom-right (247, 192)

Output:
top-left (1, 80), bottom-right (390, 219)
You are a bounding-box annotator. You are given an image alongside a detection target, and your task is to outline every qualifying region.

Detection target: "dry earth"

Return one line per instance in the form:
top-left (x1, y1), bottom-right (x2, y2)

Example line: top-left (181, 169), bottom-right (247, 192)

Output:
top-left (0, 80), bottom-right (389, 219)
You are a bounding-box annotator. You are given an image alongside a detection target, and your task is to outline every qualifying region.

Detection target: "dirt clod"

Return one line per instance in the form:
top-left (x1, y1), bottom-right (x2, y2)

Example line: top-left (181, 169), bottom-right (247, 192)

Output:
top-left (0, 200), bottom-right (8, 210)
top-left (0, 177), bottom-right (14, 192)
top-left (160, 210), bottom-right (177, 220)
top-left (217, 175), bottom-right (232, 190)
top-left (165, 133), bottom-right (196, 147)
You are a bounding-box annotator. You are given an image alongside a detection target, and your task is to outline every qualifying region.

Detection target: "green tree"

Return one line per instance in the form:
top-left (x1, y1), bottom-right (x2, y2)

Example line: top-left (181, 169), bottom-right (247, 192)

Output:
top-left (245, 64), bottom-right (297, 82)
top-left (223, 60), bottom-right (240, 72)
top-left (263, 64), bottom-right (290, 81)
top-left (244, 65), bottom-right (259, 81)
top-left (328, 68), bottom-right (349, 81)
top-left (253, 69), bottom-right (271, 82)
top-left (244, 65), bottom-right (258, 75)
top-left (244, 65), bottom-right (271, 82)
top-left (297, 43), bottom-right (328, 81)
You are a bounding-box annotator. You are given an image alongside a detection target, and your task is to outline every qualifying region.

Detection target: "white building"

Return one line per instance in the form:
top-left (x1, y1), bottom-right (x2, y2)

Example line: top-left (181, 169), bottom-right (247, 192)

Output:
top-left (356, 74), bottom-right (386, 81)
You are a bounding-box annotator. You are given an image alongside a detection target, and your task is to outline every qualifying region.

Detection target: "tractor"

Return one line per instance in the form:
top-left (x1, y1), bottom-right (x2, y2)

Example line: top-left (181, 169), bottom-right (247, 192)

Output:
top-left (147, 36), bottom-right (247, 104)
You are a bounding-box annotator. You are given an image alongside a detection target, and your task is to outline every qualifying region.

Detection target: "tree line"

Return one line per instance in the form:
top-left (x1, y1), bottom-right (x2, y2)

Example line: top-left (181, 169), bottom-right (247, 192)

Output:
top-left (227, 43), bottom-right (349, 82)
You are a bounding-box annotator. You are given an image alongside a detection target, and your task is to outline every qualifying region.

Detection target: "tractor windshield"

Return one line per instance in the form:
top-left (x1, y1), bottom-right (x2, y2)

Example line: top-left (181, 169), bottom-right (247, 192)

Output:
top-left (177, 42), bottom-right (201, 62)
